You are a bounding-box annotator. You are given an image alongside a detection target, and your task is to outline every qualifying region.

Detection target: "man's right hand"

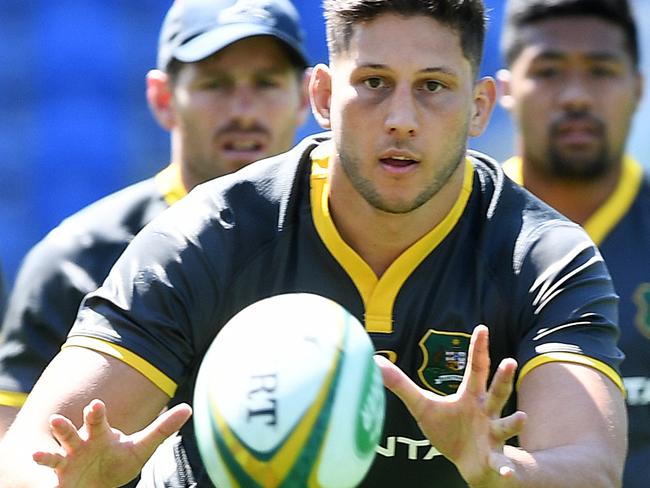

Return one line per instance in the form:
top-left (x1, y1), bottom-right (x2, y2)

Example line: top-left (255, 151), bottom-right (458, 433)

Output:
top-left (32, 399), bottom-right (192, 488)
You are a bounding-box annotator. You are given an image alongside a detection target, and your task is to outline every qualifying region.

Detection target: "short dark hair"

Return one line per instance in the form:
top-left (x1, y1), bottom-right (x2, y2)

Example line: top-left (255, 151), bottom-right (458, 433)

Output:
top-left (501, 0), bottom-right (639, 68)
top-left (323, 0), bottom-right (487, 75)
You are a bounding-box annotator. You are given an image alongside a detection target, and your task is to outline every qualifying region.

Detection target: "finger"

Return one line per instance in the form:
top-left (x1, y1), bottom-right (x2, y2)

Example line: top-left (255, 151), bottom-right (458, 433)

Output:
top-left (462, 325), bottom-right (490, 396)
top-left (83, 399), bottom-right (111, 441)
top-left (374, 356), bottom-right (433, 418)
top-left (485, 358), bottom-right (517, 416)
top-left (490, 411), bottom-right (527, 443)
top-left (489, 452), bottom-right (517, 479)
top-left (33, 450), bottom-right (66, 469)
top-left (129, 403), bottom-right (193, 460)
top-left (49, 414), bottom-right (83, 453)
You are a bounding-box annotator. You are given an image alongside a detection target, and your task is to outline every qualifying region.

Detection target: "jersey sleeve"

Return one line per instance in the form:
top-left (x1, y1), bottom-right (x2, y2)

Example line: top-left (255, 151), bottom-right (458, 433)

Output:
top-left (513, 220), bottom-right (624, 393)
top-left (67, 195), bottom-right (223, 398)
top-left (0, 228), bottom-right (103, 407)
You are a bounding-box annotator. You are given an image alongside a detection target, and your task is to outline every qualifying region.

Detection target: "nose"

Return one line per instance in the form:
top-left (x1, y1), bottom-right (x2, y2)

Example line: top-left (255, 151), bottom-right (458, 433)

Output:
top-left (384, 83), bottom-right (418, 138)
top-left (230, 85), bottom-right (259, 127)
top-left (558, 73), bottom-right (593, 112)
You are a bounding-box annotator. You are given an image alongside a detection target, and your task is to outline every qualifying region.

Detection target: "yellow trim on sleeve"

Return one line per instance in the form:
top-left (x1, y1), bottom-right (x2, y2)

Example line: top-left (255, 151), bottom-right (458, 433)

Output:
top-left (502, 155), bottom-right (643, 246)
top-left (517, 352), bottom-right (625, 395)
top-left (62, 336), bottom-right (178, 398)
top-left (583, 156), bottom-right (642, 245)
top-left (154, 163), bottom-right (188, 206)
top-left (310, 142), bottom-right (473, 333)
top-left (0, 390), bottom-right (29, 408)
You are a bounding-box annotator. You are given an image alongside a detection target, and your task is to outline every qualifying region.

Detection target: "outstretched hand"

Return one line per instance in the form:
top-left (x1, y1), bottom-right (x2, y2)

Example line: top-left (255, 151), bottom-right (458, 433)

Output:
top-left (375, 325), bottom-right (526, 487)
top-left (32, 399), bottom-right (192, 488)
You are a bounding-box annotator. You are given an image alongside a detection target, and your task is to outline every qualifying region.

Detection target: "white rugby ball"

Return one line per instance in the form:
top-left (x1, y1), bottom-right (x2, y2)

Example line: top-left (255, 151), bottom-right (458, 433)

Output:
top-left (193, 293), bottom-right (385, 488)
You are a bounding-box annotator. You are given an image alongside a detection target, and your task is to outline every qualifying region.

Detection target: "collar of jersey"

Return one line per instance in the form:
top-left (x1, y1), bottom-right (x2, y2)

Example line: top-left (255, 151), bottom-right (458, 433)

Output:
top-left (310, 141), bottom-right (474, 333)
top-left (155, 163), bottom-right (188, 206)
top-left (503, 155), bottom-right (643, 245)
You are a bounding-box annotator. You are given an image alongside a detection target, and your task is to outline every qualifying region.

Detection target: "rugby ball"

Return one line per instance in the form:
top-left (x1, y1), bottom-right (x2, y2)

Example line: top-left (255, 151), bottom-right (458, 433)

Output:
top-left (193, 293), bottom-right (385, 488)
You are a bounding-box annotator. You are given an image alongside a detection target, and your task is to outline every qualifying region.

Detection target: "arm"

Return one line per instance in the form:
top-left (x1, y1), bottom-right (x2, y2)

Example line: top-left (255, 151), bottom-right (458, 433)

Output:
top-left (0, 346), bottom-right (190, 487)
top-left (507, 361), bottom-right (627, 487)
top-left (378, 325), bottom-right (626, 488)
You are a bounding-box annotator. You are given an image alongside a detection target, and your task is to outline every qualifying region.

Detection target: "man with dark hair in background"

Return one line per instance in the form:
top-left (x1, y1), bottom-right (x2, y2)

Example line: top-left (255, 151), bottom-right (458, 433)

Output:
top-left (0, 0), bottom-right (309, 437)
top-left (498, 0), bottom-right (648, 485)
top-left (0, 0), bottom-right (627, 486)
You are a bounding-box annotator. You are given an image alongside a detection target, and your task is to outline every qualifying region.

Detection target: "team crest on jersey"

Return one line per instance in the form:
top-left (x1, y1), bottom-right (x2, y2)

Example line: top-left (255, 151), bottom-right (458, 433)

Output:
top-left (633, 283), bottom-right (650, 339)
top-left (418, 329), bottom-right (471, 395)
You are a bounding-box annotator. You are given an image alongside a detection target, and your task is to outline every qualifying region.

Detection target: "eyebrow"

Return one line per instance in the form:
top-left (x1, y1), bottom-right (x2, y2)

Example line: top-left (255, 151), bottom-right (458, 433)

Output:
top-left (357, 63), bottom-right (459, 76)
top-left (534, 50), bottom-right (625, 63)
top-left (199, 66), bottom-right (293, 78)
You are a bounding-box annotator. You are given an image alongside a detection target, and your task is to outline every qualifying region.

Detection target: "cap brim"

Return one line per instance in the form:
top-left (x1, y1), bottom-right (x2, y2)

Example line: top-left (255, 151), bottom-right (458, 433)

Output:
top-left (172, 23), bottom-right (308, 67)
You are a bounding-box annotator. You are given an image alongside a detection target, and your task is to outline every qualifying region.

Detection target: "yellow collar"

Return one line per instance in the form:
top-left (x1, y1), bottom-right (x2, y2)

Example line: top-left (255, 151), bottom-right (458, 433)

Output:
top-left (310, 144), bottom-right (474, 333)
top-left (154, 163), bottom-right (188, 206)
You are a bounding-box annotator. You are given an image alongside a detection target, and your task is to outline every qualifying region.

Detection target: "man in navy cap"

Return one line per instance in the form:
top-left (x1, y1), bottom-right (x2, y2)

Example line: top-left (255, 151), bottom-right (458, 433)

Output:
top-left (0, 0), bottom-right (309, 438)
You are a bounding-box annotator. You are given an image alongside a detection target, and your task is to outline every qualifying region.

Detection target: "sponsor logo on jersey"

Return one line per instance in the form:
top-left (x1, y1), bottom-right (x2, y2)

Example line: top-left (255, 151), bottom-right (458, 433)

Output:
top-left (376, 436), bottom-right (442, 460)
top-left (418, 329), bottom-right (471, 395)
top-left (633, 283), bottom-right (650, 339)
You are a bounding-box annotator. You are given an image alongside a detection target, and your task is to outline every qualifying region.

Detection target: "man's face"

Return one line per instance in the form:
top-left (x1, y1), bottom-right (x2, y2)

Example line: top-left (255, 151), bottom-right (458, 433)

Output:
top-left (170, 36), bottom-right (307, 186)
top-left (503, 16), bottom-right (641, 181)
top-left (319, 13), bottom-right (491, 214)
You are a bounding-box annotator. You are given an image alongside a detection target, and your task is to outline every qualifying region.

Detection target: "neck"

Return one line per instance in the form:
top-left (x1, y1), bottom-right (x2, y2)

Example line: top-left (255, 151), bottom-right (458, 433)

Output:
top-left (328, 159), bottom-right (467, 277)
top-left (170, 134), bottom-right (197, 192)
top-left (521, 161), bottom-right (622, 226)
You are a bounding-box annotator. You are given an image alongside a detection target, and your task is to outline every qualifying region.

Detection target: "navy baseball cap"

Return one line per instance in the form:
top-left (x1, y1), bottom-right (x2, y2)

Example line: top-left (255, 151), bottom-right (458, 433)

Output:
top-left (157, 0), bottom-right (308, 71)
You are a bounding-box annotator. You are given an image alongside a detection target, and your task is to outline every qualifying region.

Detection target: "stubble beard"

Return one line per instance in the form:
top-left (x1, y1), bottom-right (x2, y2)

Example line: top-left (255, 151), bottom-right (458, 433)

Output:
top-left (545, 146), bottom-right (612, 182)
top-left (537, 115), bottom-right (615, 182)
top-left (337, 142), bottom-right (466, 215)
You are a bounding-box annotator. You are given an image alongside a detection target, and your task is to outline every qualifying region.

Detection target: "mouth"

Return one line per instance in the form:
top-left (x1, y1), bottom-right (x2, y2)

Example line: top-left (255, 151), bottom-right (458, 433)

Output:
top-left (219, 132), bottom-right (269, 158)
top-left (379, 151), bottom-right (420, 173)
top-left (223, 140), bottom-right (264, 152)
top-left (553, 118), bottom-right (602, 146)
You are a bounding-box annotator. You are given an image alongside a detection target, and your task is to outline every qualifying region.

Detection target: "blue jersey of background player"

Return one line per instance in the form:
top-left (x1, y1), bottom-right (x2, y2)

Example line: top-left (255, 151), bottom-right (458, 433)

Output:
top-left (0, 1), bottom-right (628, 487)
top-left (0, 0), bottom-right (309, 437)
top-left (498, 0), bottom-right (649, 485)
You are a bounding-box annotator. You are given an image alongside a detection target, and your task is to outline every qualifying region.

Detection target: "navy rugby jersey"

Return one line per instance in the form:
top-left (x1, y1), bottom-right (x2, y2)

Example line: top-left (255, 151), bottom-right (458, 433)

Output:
top-left (505, 156), bottom-right (650, 488)
top-left (0, 164), bottom-right (185, 409)
top-left (68, 134), bottom-right (623, 487)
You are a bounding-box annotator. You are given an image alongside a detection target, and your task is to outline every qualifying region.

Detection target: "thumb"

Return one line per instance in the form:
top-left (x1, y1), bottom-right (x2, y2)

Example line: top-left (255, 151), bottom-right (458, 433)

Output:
top-left (130, 403), bottom-right (192, 460)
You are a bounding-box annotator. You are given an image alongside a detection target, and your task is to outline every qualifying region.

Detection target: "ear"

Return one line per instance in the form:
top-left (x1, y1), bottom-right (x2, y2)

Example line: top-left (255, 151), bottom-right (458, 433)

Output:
top-left (146, 69), bottom-right (175, 131)
top-left (496, 68), bottom-right (515, 112)
top-left (468, 76), bottom-right (497, 137)
top-left (309, 63), bottom-right (333, 129)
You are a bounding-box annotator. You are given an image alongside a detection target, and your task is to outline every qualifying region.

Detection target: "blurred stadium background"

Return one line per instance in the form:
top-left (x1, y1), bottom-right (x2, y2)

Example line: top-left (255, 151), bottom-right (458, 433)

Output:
top-left (1, 0), bottom-right (649, 288)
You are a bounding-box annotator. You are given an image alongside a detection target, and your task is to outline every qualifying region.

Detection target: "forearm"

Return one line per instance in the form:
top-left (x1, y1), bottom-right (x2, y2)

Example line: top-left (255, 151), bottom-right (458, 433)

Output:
top-left (0, 424), bottom-right (60, 487)
top-left (488, 443), bottom-right (620, 488)
top-left (0, 348), bottom-right (173, 487)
